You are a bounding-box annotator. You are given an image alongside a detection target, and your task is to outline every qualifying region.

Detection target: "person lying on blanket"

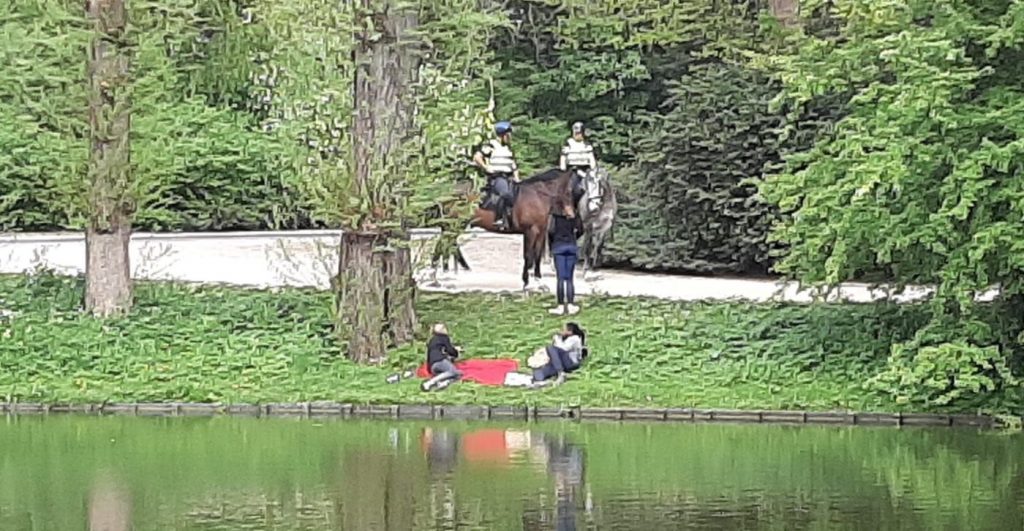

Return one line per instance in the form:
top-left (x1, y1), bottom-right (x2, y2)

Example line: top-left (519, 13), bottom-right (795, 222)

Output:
top-left (422, 322), bottom-right (463, 392)
top-left (530, 322), bottom-right (588, 386)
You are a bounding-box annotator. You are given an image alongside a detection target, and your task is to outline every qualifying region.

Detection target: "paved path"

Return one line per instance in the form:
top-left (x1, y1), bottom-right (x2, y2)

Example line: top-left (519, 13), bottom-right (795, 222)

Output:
top-left (0, 230), bottom-right (953, 303)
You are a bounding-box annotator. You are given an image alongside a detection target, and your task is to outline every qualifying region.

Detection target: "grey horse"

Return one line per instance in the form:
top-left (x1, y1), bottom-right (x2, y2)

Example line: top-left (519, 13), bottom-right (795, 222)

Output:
top-left (576, 166), bottom-right (617, 271)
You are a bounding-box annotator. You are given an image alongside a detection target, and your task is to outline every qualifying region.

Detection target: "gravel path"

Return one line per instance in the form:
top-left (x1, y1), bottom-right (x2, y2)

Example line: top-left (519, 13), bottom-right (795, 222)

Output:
top-left (0, 230), bottom-right (959, 303)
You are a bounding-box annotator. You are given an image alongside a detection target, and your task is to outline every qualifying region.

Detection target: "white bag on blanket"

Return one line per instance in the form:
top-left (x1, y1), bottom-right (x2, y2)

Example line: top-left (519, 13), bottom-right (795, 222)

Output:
top-left (526, 347), bottom-right (550, 369)
top-left (503, 372), bottom-right (534, 387)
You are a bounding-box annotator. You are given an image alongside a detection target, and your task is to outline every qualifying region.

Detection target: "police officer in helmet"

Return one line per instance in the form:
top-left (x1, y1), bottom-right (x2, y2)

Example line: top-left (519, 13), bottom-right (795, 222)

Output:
top-left (559, 121), bottom-right (596, 207)
top-left (473, 121), bottom-right (520, 230)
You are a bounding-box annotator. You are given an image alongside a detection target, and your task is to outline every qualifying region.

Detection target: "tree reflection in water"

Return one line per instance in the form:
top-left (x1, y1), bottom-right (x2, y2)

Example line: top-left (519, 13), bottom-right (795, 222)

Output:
top-left (515, 430), bottom-right (587, 531)
top-left (87, 471), bottom-right (131, 531)
top-left (3, 418), bottom-right (1020, 530)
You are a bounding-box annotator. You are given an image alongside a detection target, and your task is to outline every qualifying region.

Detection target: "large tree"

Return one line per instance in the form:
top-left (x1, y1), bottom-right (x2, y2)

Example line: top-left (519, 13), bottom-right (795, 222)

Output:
top-left (85, 0), bottom-right (133, 317)
top-left (334, 0), bottom-right (422, 361)
top-left (761, 0), bottom-right (1024, 408)
top-left (258, 0), bottom-right (502, 361)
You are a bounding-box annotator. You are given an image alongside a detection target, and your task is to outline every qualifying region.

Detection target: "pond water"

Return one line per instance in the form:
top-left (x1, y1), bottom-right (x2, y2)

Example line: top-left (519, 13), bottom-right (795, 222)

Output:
top-left (0, 416), bottom-right (1021, 530)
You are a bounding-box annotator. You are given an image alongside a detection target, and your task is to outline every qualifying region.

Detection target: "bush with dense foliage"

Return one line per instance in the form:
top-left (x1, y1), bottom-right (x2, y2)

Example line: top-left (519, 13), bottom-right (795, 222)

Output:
top-left (603, 63), bottom-right (783, 274)
top-left (0, 0), bottom-right (312, 232)
top-left (761, 0), bottom-right (1024, 410)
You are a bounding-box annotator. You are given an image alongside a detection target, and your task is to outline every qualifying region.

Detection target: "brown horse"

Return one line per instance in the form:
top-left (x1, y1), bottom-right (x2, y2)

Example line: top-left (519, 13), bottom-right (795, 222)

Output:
top-left (470, 168), bottom-right (576, 290)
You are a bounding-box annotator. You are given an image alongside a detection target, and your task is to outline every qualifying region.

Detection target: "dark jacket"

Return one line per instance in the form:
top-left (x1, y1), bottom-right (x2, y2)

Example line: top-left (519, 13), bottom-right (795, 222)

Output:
top-left (426, 333), bottom-right (458, 365)
top-left (549, 213), bottom-right (583, 251)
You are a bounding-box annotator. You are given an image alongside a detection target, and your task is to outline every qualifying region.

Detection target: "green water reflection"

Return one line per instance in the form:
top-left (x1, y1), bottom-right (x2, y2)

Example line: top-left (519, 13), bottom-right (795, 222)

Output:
top-left (0, 416), bottom-right (1021, 530)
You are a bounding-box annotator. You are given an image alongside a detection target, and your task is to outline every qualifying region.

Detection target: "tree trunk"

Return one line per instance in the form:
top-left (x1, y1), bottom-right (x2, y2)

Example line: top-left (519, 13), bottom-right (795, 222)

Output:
top-left (334, 449), bottom-right (421, 530)
top-left (88, 474), bottom-right (131, 531)
top-left (85, 225), bottom-right (132, 316)
top-left (336, 232), bottom-right (387, 363)
top-left (337, 0), bottom-right (419, 362)
top-left (351, 1), bottom-right (419, 203)
top-left (85, 0), bottom-right (133, 317)
top-left (769, 0), bottom-right (799, 27)
top-left (382, 236), bottom-right (417, 345)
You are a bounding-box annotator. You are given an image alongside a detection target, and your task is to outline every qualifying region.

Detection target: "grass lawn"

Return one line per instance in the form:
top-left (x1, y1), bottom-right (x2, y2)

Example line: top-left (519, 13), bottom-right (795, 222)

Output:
top-left (0, 272), bottom-right (932, 411)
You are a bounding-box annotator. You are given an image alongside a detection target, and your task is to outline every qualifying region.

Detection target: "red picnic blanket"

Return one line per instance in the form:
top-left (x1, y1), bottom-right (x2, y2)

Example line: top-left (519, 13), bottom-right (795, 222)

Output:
top-left (416, 358), bottom-right (520, 386)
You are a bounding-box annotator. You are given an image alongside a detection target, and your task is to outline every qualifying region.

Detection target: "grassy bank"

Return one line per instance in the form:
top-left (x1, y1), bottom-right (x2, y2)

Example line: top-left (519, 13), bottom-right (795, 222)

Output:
top-left (0, 272), bottom-right (936, 411)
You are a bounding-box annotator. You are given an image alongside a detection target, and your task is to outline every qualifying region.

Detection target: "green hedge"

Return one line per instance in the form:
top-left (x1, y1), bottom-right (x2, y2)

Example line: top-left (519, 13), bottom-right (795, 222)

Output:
top-left (0, 0), bottom-right (318, 233)
top-left (602, 63), bottom-right (783, 275)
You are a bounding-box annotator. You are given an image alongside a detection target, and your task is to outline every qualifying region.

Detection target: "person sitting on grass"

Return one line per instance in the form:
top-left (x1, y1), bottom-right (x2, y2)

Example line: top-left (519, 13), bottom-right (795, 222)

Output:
top-left (422, 323), bottom-right (462, 392)
top-left (532, 322), bottom-right (587, 386)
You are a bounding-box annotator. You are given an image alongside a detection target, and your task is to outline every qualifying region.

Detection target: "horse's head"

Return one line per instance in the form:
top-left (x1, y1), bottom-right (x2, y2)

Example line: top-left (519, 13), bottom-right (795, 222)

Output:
top-left (580, 167), bottom-right (609, 204)
top-left (581, 167), bottom-right (610, 214)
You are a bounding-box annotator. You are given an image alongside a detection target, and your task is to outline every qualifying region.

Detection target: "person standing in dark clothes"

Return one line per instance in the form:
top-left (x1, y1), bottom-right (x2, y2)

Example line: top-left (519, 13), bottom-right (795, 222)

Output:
top-left (422, 323), bottom-right (462, 391)
top-left (548, 200), bottom-right (584, 315)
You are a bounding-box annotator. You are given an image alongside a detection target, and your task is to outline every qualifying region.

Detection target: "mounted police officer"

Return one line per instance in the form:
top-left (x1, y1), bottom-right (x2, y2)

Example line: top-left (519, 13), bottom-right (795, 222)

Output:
top-left (559, 121), bottom-right (596, 207)
top-left (473, 121), bottom-right (519, 230)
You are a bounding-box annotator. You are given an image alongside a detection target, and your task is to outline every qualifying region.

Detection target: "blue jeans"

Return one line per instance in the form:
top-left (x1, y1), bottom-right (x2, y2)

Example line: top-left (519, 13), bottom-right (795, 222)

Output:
top-left (532, 346), bottom-right (580, 381)
top-left (489, 175), bottom-right (514, 225)
top-left (552, 243), bottom-right (578, 305)
top-left (427, 359), bottom-right (461, 387)
top-left (490, 175), bottom-right (513, 203)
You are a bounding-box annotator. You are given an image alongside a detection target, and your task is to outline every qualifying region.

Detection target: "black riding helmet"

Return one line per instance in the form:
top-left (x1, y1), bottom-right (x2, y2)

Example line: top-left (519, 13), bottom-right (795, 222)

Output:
top-left (571, 121), bottom-right (585, 135)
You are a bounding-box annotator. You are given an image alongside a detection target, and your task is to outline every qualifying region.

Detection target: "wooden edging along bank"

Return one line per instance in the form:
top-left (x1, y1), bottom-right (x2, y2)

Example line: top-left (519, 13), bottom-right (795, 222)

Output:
top-left (0, 402), bottom-right (1011, 429)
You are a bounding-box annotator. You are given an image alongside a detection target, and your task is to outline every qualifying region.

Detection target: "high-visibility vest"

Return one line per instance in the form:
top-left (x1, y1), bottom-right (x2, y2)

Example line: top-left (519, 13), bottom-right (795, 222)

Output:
top-left (481, 139), bottom-right (517, 174)
top-left (562, 138), bottom-right (595, 168)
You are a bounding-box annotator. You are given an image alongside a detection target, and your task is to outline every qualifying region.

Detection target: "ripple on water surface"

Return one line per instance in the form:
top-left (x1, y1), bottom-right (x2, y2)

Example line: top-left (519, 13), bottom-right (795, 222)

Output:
top-left (0, 416), bottom-right (1021, 530)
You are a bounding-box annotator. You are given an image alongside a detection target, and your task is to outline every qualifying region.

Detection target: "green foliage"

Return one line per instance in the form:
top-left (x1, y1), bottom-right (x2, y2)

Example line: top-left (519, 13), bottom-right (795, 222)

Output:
top-left (6, 272), bottom-right (1019, 414)
top-left (871, 340), bottom-right (1017, 409)
top-left (0, 0), bottom-right (89, 230)
top-left (489, 0), bottom-right (811, 274)
top-left (868, 315), bottom-right (1023, 410)
top-left (760, 0), bottom-right (1024, 409)
top-left (0, 0), bottom-right (307, 232)
top-left (604, 63), bottom-right (784, 274)
top-left (251, 0), bottom-right (504, 232)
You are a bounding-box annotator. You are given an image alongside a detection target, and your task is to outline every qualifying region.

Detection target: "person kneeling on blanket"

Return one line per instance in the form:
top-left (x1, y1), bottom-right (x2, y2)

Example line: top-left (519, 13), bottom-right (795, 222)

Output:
top-left (423, 322), bottom-right (462, 391)
top-left (528, 322), bottom-right (588, 386)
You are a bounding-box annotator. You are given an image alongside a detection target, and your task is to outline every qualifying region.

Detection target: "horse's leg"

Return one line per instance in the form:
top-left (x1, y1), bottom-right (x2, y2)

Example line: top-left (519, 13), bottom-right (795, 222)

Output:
top-left (455, 247), bottom-right (470, 271)
top-left (521, 233), bottom-right (532, 291)
top-left (580, 231), bottom-right (592, 273)
top-left (596, 232), bottom-right (608, 269)
top-left (533, 248), bottom-right (542, 280)
top-left (528, 226), bottom-right (550, 295)
top-left (521, 257), bottom-right (532, 292)
top-left (533, 235), bottom-right (544, 280)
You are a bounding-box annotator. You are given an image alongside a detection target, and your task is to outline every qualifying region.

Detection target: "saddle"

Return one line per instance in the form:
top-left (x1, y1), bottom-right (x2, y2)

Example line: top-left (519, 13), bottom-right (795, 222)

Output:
top-left (479, 176), bottom-right (520, 211)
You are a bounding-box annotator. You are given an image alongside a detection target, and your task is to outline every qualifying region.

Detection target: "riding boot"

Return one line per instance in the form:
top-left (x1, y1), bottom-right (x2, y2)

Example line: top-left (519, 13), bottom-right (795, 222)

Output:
top-left (494, 199), bottom-right (509, 231)
top-left (501, 205), bottom-right (512, 231)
